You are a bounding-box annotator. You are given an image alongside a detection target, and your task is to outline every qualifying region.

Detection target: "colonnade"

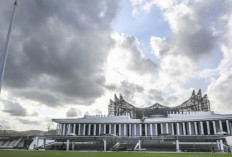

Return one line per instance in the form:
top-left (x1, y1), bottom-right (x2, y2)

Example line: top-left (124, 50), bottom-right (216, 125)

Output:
top-left (57, 120), bottom-right (232, 136)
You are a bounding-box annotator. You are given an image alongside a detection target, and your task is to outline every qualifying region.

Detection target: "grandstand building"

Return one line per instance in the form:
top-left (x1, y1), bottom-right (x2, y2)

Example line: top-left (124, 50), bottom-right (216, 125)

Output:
top-left (48, 89), bottom-right (232, 152)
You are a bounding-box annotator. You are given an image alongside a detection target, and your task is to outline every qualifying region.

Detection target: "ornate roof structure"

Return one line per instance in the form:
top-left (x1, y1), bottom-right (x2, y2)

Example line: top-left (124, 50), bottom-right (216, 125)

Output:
top-left (108, 89), bottom-right (210, 119)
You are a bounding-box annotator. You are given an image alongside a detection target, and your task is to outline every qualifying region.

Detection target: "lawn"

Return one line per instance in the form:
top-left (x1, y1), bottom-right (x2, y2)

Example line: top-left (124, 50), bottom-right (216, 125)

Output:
top-left (0, 151), bottom-right (232, 157)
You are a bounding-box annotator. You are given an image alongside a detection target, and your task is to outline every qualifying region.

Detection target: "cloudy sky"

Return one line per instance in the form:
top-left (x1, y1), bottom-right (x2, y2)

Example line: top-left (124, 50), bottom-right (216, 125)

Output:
top-left (0, 0), bottom-right (231, 131)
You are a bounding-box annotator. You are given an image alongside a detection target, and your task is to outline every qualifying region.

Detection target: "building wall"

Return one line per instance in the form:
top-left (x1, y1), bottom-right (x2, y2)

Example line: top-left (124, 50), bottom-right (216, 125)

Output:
top-left (57, 119), bottom-right (232, 137)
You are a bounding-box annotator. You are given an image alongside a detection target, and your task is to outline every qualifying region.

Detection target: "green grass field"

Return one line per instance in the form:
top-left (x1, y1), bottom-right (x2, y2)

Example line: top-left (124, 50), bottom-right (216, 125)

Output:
top-left (0, 151), bottom-right (232, 157)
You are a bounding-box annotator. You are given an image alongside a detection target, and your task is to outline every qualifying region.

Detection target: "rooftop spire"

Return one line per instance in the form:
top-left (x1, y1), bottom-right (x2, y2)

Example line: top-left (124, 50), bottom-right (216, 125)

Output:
top-left (114, 94), bottom-right (118, 102)
top-left (191, 89), bottom-right (196, 97)
top-left (14, 0), bottom-right (18, 6)
top-left (197, 89), bottom-right (202, 97)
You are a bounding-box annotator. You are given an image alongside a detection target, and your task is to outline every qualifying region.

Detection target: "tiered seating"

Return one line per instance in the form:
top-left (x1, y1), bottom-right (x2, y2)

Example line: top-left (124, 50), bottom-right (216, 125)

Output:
top-left (13, 138), bottom-right (22, 147)
top-left (8, 140), bottom-right (16, 146)
top-left (2, 141), bottom-right (9, 146)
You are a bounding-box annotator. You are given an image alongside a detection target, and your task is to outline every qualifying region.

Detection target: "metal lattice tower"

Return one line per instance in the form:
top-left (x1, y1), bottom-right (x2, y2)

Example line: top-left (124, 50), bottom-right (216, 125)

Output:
top-left (108, 89), bottom-right (211, 119)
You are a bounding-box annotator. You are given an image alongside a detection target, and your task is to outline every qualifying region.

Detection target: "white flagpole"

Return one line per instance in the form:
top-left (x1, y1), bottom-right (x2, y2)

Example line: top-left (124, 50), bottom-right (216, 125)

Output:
top-left (0, 0), bottom-right (18, 92)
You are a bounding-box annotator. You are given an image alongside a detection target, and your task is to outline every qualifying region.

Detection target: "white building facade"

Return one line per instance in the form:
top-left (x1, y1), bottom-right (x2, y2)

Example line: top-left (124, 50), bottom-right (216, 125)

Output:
top-left (53, 111), bottom-right (232, 137)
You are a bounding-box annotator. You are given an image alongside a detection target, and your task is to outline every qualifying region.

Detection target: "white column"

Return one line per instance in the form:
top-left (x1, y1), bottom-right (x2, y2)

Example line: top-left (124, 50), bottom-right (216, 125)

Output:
top-left (188, 122), bottom-right (192, 135)
top-left (61, 124), bottom-right (63, 135)
top-left (129, 124), bottom-right (132, 136)
top-left (226, 120), bottom-right (231, 135)
top-left (171, 123), bottom-right (174, 135)
top-left (119, 124), bottom-right (122, 136)
top-left (176, 140), bottom-right (180, 152)
top-left (104, 124), bottom-right (106, 134)
top-left (66, 139), bottom-right (70, 151)
top-left (206, 121), bottom-right (210, 135)
top-left (161, 123), bottom-right (163, 134)
top-left (78, 124), bottom-right (81, 135)
top-left (124, 124), bottom-right (127, 136)
top-left (61, 124), bottom-right (64, 136)
top-left (88, 124), bottom-right (91, 136)
top-left (73, 124), bottom-right (76, 134)
top-left (200, 121), bottom-right (204, 135)
top-left (83, 124), bottom-right (86, 136)
top-left (57, 123), bottom-right (60, 135)
top-left (99, 124), bottom-right (101, 135)
top-left (114, 124), bottom-right (116, 135)
top-left (139, 124), bottom-right (142, 136)
top-left (59, 124), bottom-right (63, 136)
top-left (68, 124), bottom-right (71, 135)
top-left (166, 123), bottom-right (169, 134)
top-left (219, 120), bottom-right (223, 130)
top-left (109, 124), bottom-right (112, 134)
top-left (220, 140), bottom-right (224, 152)
top-left (58, 124), bottom-right (61, 135)
top-left (72, 141), bottom-right (75, 150)
top-left (194, 122), bottom-right (198, 135)
top-left (43, 138), bottom-right (46, 149)
top-left (94, 124), bottom-right (96, 136)
top-left (150, 124), bottom-right (153, 136)
top-left (103, 140), bottom-right (107, 151)
top-left (63, 124), bottom-right (66, 136)
top-left (182, 122), bottom-right (186, 135)
top-left (36, 137), bottom-right (39, 147)
top-left (138, 140), bottom-right (141, 150)
top-left (176, 123), bottom-right (180, 135)
top-left (145, 124), bottom-right (147, 136)
top-left (155, 124), bottom-right (158, 135)
top-left (57, 124), bottom-right (60, 135)
top-left (230, 123), bottom-right (232, 135)
top-left (60, 124), bottom-right (63, 136)
top-left (213, 121), bottom-right (216, 134)
top-left (216, 140), bottom-right (220, 149)
top-left (134, 124), bottom-right (137, 136)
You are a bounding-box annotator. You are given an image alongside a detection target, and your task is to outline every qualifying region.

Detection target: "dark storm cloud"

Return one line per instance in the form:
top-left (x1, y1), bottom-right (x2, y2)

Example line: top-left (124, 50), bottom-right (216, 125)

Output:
top-left (2, 100), bottom-right (27, 116)
top-left (119, 81), bottom-right (144, 102)
top-left (18, 118), bottom-right (41, 125)
top-left (148, 89), bottom-right (165, 104)
top-left (0, 0), bottom-right (120, 106)
top-left (175, 18), bottom-right (217, 60)
top-left (105, 84), bottom-right (117, 91)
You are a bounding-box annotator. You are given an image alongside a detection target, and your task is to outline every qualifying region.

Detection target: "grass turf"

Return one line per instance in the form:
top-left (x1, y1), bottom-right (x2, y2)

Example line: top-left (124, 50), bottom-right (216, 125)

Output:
top-left (0, 151), bottom-right (232, 157)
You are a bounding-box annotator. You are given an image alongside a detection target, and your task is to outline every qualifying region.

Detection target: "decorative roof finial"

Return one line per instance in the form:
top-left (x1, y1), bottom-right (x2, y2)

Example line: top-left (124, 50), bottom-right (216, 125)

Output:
top-left (14, 0), bottom-right (18, 6)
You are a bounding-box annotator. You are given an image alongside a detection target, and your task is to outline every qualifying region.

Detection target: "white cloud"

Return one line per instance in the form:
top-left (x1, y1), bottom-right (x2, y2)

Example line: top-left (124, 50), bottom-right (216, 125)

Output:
top-left (131, 0), bottom-right (232, 114)
top-left (2, 100), bottom-right (27, 116)
top-left (203, 3), bottom-right (232, 113)
top-left (104, 33), bottom-right (160, 106)
top-left (106, 33), bottom-right (157, 85)
top-left (131, 0), bottom-right (176, 15)
top-left (66, 108), bottom-right (82, 118)
top-left (150, 36), bottom-right (167, 58)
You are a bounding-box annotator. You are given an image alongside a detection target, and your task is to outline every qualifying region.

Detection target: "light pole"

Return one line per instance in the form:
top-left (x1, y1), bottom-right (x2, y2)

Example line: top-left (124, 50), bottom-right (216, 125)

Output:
top-left (0, 0), bottom-right (18, 92)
